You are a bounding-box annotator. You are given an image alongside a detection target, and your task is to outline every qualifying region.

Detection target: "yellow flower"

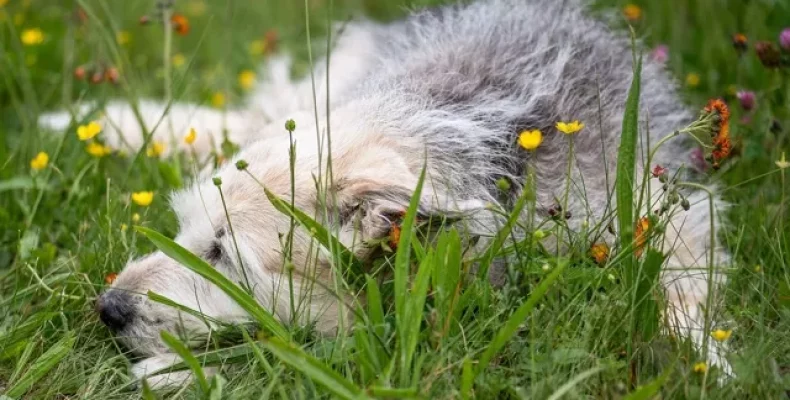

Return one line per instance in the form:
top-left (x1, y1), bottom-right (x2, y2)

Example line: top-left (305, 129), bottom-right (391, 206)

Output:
top-left (211, 92), bottom-right (226, 108)
top-left (77, 121), bottom-right (102, 141)
top-left (686, 73), bottom-right (700, 87)
top-left (711, 329), bottom-right (732, 342)
top-left (86, 142), bottom-right (112, 158)
top-left (556, 121), bottom-right (585, 135)
top-left (622, 4), bottom-right (642, 21)
top-left (518, 129), bottom-right (542, 150)
top-left (146, 141), bottom-right (165, 157)
top-left (116, 30), bottom-right (131, 46)
top-left (184, 127), bottom-right (197, 145)
top-left (21, 28), bottom-right (44, 45)
top-left (131, 191), bottom-right (154, 207)
top-left (0, 0), bottom-right (8, 7)
top-left (238, 70), bottom-right (256, 90)
top-left (30, 152), bottom-right (49, 171)
top-left (120, 223), bottom-right (128, 231)
top-left (693, 362), bottom-right (708, 374)
top-left (776, 152), bottom-right (790, 169)
top-left (132, 213), bottom-right (141, 223)
top-left (172, 53), bottom-right (186, 68)
top-left (754, 265), bottom-right (762, 273)
top-left (248, 40), bottom-right (265, 56)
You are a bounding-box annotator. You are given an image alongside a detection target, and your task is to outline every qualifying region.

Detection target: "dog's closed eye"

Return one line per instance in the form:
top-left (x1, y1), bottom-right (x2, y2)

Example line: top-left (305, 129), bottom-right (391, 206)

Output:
top-left (205, 242), bottom-right (223, 263)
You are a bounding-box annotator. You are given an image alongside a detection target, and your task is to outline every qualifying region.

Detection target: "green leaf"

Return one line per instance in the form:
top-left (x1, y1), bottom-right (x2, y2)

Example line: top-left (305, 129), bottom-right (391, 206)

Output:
top-left (0, 177), bottom-right (51, 192)
top-left (158, 160), bottom-right (184, 189)
top-left (264, 187), bottom-right (365, 287)
top-left (136, 226), bottom-right (288, 339)
top-left (632, 249), bottom-right (665, 341)
top-left (5, 332), bottom-right (75, 398)
top-left (400, 251), bottom-right (434, 384)
top-left (261, 337), bottom-right (368, 400)
top-left (208, 374), bottom-right (226, 400)
top-left (160, 331), bottom-right (210, 393)
top-left (475, 260), bottom-right (568, 376)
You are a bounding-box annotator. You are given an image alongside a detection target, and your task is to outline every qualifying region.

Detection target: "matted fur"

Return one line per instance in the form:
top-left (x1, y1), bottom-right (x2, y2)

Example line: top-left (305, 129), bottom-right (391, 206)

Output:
top-left (40, 0), bottom-right (731, 387)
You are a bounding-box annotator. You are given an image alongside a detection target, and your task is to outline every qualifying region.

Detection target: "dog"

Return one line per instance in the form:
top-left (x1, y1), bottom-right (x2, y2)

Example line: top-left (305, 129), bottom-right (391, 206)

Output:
top-left (40, 0), bottom-right (731, 387)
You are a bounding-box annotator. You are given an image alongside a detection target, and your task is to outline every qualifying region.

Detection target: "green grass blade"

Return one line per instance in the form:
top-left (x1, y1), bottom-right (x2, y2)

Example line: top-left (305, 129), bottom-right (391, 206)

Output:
top-left (475, 260), bottom-right (568, 376)
top-left (633, 249), bottom-right (665, 341)
top-left (616, 39), bottom-right (643, 288)
top-left (5, 332), bottom-right (75, 399)
top-left (264, 187), bottom-right (365, 287)
top-left (400, 250), bottom-right (434, 384)
top-left (261, 336), bottom-right (368, 400)
top-left (622, 362), bottom-right (674, 400)
top-left (136, 226), bottom-right (288, 339)
top-left (160, 331), bottom-right (210, 393)
top-left (546, 365), bottom-right (608, 400)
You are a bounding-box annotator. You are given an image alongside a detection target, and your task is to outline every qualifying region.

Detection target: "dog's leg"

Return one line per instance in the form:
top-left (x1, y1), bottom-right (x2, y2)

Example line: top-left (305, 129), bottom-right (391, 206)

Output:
top-left (131, 353), bottom-right (217, 390)
top-left (660, 188), bottom-right (731, 376)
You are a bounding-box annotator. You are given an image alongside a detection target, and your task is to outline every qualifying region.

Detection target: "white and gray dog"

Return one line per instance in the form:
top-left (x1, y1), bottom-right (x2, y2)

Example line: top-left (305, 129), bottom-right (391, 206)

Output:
top-left (41, 0), bottom-right (730, 387)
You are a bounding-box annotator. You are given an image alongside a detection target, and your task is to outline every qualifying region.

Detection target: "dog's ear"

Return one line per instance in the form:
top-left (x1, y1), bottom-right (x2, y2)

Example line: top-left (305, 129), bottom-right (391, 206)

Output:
top-left (331, 177), bottom-right (486, 243)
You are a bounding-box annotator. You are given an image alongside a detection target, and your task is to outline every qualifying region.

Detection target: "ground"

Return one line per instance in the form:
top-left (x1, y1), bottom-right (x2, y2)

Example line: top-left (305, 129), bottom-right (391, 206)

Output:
top-left (1, 0), bottom-right (790, 398)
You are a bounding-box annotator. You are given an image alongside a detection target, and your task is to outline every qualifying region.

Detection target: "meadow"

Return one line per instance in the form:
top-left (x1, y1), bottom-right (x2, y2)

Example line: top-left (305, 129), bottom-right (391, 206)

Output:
top-left (1, 0), bottom-right (790, 398)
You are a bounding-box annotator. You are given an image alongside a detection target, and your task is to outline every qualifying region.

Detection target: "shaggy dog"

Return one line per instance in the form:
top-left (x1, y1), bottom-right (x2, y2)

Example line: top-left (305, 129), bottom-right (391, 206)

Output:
top-left (41, 0), bottom-right (731, 387)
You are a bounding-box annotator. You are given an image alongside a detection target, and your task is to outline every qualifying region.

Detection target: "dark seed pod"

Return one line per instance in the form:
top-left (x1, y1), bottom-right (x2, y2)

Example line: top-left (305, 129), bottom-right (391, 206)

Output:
top-left (681, 198), bottom-right (690, 211)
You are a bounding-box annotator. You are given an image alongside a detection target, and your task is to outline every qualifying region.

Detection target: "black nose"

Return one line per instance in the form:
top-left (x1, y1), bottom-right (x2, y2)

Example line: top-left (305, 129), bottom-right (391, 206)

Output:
top-left (96, 290), bottom-right (135, 331)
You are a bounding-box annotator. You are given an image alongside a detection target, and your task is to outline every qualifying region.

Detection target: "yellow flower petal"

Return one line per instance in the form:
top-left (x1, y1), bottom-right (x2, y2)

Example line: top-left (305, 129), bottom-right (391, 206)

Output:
top-left (131, 191), bottom-right (154, 207)
top-left (238, 70), bottom-right (256, 90)
top-left (686, 73), bottom-right (700, 88)
top-left (711, 329), bottom-right (732, 342)
top-left (211, 92), bottom-right (226, 108)
top-left (21, 28), bottom-right (44, 45)
top-left (146, 141), bottom-right (165, 157)
top-left (556, 120), bottom-right (585, 135)
top-left (184, 128), bottom-right (197, 145)
top-left (77, 121), bottom-right (102, 141)
top-left (86, 142), bottom-right (112, 158)
top-left (693, 362), bottom-right (708, 373)
top-left (30, 151), bottom-right (49, 171)
top-left (623, 4), bottom-right (642, 21)
top-left (518, 129), bottom-right (543, 150)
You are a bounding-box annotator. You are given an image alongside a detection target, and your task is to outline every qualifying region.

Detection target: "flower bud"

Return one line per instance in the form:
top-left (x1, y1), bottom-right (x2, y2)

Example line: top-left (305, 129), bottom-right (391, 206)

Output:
top-left (212, 177), bottom-right (222, 186)
top-left (779, 28), bottom-right (790, 51)
top-left (284, 119), bottom-right (296, 132)
top-left (736, 90), bottom-right (755, 111)
top-left (235, 159), bottom-right (249, 170)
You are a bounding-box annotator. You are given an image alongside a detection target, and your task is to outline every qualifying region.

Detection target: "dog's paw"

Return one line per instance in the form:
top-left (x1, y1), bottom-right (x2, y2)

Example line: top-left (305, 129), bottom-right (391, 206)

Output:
top-left (131, 353), bottom-right (217, 390)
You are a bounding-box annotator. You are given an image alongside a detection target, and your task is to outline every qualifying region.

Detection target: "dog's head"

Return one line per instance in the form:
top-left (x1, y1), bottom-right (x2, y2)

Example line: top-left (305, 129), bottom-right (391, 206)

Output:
top-left (96, 125), bottom-right (485, 356)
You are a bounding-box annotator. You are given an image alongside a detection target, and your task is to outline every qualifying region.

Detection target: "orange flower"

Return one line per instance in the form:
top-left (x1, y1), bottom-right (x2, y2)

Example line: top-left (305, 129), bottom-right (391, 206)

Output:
top-left (171, 13), bottom-right (190, 36)
top-left (634, 217), bottom-right (650, 257)
top-left (590, 243), bottom-right (610, 265)
top-left (105, 272), bottom-right (118, 284)
top-left (389, 223), bottom-right (401, 250)
top-left (703, 99), bottom-right (732, 168)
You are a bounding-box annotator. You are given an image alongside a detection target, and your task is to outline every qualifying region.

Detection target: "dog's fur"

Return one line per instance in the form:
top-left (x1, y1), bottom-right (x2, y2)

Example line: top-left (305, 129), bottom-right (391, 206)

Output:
top-left (40, 0), bottom-right (730, 387)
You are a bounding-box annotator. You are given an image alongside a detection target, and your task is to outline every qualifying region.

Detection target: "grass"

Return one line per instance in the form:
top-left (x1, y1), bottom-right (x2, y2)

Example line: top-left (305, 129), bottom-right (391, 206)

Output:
top-left (2, 0), bottom-right (790, 398)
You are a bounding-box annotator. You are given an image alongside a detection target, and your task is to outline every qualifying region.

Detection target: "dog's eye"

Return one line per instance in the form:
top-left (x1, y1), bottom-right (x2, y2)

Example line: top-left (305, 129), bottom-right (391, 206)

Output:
top-left (205, 242), bottom-right (223, 263)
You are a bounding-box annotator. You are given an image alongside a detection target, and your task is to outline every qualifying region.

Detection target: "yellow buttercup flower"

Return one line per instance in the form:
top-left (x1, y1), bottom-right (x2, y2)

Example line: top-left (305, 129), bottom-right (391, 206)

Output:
top-left (86, 142), bottom-right (112, 158)
top-left (77, 121), bottom-right (102, 141)
top-left (132, 213), bottom-right (141, 223)
top-left (146, 141), bottom-right (165, 157)
top-left (116, 30), bottom-right (131, 46)
top-left (172, 53), bottom-right (186, 68)
top-left (30, 152), bottom-right (49, 171)
top-left (693, 362), bottom-right (708, 374)
top-left (517, 129), bottom-right (542, 150)
top-left (238, 70), bottom-right (256, 90)
top-left (248, 40), bottom-right (265, 56)
top-left (120, 223), bottom-right (128, 231)
top-left (711, 329), bottom-right (732, 342)
top-left (211, 92), bottom-right (226, 108)
top-left (686, 73), bottom-right (700, 87)
top-left (184, 128), bottom-right (197, 145)
top-left (131, 191), bottom-right (154, 207)
top-left (21, 28), bottom-right (44, 45)
top-left (556, 120), bottom-right (585, 135)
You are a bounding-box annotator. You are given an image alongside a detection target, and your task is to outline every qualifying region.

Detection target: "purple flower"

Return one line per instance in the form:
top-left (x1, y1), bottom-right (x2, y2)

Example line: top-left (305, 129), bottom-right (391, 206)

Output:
top-left (650, 44), bottom-right (669, 63)
top-left (780, 28), bottom-right (790, 51)
top-left (736, 90), bottom-right (756, 111)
